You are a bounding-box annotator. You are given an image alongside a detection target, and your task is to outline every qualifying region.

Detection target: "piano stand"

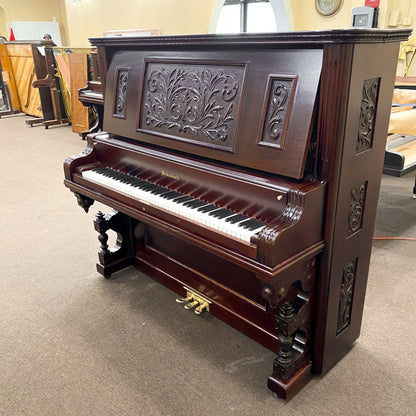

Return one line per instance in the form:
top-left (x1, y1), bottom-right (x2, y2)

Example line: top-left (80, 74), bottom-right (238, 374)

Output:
top-left (0, 109), bottom-right (19, 118)
top-left (26, 117), bottom-right (45, 127)
top-left (27, 48), bottom-right (70, 129)
top-left (94, 210), bottom-right (135, 278)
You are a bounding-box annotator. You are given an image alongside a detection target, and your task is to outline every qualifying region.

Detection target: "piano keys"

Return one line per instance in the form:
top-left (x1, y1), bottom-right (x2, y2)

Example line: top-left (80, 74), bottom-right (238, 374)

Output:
top-left (63, 29), bottom-right (410, 399)
top-left (82, 166), bottom-right (268, 242)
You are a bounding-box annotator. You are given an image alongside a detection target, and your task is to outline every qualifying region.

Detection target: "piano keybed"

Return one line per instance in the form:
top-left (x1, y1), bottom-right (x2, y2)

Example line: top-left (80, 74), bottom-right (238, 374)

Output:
top-left (82, 166), bottom-right (267, 243)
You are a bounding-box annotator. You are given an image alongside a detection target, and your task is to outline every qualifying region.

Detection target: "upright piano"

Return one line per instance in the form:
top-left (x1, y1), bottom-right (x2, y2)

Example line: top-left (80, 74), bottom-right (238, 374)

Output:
top-left (64, 29), bottom-right (410, 398)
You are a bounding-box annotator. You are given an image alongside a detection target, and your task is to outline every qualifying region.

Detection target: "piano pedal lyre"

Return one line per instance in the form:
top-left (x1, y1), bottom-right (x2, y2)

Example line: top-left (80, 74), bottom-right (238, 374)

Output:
top-left (176, 287), bottom-right (211, 315)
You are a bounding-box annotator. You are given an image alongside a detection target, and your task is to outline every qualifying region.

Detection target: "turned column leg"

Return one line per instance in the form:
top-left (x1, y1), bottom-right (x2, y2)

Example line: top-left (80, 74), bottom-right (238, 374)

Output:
top-left (268, 283), bottom-right (314, 399)
top-left (94, 210), bottom-right (135, 278)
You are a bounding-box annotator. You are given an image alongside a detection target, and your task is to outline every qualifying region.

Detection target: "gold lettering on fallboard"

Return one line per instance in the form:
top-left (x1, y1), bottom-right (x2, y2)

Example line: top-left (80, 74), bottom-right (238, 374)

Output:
top-left (161, 170), bottom-right (179, 180)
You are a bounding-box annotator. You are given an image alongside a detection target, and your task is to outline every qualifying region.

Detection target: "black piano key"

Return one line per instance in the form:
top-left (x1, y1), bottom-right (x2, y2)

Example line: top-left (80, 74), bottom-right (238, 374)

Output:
top-left (97, 168), bottom-right (111, 176)
top-left (209, 208), bottom-right (234, 218)
top-left (182, 199), bottom-right (205, 208)
top-left (173, 195), bottom-right (194, 204)
top-left (251, 223), bottom-right (266, 231)
top-left (237, 219), bottom-right (258, 229)
top-left (197, 204), bottom-right (219, 213)
top-left (225, 213), bottom-right (249, 224)
top-left (187, 200), bottom-right (207, 209)
top-left (238, 218), bottom-right (266, 230)
top-left (150, 186), bottom-right (170, 195)
top-left (139, 183), bottom-right (159, 191)
top-left (182, 199), bottom-right (197, 207)
top-left (132, 180), bottom-right (147, 187)
top-left (161, 191), bottom-right (182, 200)
top-left (158, 189), bottom-right (176, 197)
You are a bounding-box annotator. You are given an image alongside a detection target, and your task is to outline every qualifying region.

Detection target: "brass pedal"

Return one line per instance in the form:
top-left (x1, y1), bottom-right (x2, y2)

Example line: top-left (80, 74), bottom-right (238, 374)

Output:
top-left (176, 287), bottom-right (211, 314)
top-left (184, 300), bottom-right (199, 310)
top-left (176, 295), bottom-right (193, 304)
top-left (194, 302), bottom-right (209, 315)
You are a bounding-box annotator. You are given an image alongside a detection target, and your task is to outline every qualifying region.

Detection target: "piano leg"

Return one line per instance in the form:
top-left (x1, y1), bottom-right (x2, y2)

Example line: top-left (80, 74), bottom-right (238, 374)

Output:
top-left (94, 210), bottom-right (135, 278)
top-left (266, 271), bottom-right (315, 399)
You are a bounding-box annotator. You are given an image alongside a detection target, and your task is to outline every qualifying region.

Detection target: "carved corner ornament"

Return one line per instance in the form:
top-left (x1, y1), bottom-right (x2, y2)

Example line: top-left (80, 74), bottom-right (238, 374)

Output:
top-left (75, 193), bottom-right (94, 213)
top-left (257, 189), bottom-right (304, 266)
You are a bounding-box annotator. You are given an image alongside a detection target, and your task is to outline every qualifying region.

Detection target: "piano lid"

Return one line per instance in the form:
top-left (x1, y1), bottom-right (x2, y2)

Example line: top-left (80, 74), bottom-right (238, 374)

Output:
top-left (97, 30), bottom-right (410, 179)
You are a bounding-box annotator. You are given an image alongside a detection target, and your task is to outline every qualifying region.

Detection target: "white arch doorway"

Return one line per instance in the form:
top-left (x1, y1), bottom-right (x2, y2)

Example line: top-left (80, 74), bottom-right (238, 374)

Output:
top-left (209, 0), bottom-right (293, 34)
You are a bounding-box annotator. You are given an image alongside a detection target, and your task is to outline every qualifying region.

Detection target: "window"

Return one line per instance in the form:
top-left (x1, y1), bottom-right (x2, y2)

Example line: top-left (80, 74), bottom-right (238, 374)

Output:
top-left (216, 0), bottom-right (277, 34)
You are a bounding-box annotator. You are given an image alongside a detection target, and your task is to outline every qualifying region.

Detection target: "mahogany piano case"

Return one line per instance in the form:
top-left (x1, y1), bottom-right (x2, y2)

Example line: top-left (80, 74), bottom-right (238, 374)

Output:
top-left (64, 29), bottom-right (410, 399)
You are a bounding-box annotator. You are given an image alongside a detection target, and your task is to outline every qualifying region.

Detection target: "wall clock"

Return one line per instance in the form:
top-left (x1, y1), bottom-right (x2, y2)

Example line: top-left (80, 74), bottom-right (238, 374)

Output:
top-left (315, 0), bottom-right (343, 16)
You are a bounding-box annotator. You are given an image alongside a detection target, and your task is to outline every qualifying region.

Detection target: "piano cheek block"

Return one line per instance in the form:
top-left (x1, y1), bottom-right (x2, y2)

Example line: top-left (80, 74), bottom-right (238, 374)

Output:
top-left (63, 28), bottom-right (410, 399)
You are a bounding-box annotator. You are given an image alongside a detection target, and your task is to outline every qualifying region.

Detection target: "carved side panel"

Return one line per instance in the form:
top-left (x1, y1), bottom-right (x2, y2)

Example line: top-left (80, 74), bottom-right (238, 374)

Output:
top-left (138, 60), bottom-right (245, 152)
top-left (337, 259), bottom-right (357, 335)
top-left (347, 181), bottom-right (367, 237)
top-left (356, 78), bottom-right (380, 153)
top-left (113, 68), bottom-right (129, 119)
top-left (258, 75), bottom-right (298, 149)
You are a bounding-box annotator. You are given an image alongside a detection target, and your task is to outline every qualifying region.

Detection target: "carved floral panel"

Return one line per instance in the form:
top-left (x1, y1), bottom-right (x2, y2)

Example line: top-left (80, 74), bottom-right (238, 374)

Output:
top-left (139, 61), bottom-right (245, 151)
top-left (356, 78), bottom-right (380, 153)
top-left (113, 69), bottom-right (129, 119)
top-left (347, 181), bottom-right (367, 237)
top-left (258, 75), bottom-right (297, 149)
top-left (337, 259), bottom-right (357, 335)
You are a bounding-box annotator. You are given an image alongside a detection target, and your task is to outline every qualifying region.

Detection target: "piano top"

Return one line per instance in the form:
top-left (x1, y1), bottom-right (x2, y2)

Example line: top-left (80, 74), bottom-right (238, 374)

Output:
top-left (89, 29), bottom-right (411, 48)
top-left (90, 29), bottom-right (410, 180)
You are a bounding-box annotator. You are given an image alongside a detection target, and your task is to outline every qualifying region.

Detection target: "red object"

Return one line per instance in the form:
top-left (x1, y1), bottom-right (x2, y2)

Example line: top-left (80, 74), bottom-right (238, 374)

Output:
top-left (9, 28), bottom-right (15, 41)
top-left (365, 0), bottom-right (380, 7)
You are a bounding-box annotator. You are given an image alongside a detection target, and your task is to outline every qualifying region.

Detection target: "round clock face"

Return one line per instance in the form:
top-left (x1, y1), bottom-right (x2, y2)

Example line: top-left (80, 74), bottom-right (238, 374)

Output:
top-left (315, 0), bottom-right (343, 16)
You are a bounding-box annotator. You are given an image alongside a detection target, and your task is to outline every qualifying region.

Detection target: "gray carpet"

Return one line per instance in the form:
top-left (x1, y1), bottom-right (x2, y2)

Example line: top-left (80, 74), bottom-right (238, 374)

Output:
top-left (0, 114), bottom-right (415, 415)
